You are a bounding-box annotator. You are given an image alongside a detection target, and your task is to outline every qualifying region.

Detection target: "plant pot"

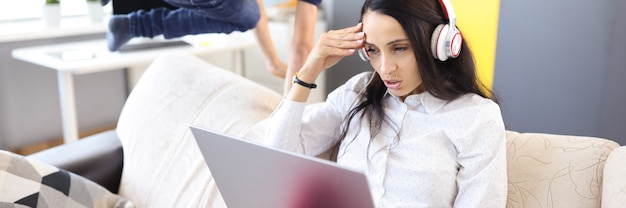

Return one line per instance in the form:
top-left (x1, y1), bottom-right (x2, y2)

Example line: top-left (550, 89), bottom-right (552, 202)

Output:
top-left (86, 2), bottom-right (104, 23)
top-left (42, 4), bottom-right (61, 26)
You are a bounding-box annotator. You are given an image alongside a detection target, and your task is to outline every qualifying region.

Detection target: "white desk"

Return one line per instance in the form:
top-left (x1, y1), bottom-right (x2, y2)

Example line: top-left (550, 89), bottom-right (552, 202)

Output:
top-left (11, 32), bottom-right (257, 144)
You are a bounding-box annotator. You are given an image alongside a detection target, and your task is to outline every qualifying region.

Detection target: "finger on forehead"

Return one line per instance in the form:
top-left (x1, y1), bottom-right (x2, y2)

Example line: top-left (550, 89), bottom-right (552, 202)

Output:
top-left (322, 38), bottom-right (362, 49)
top-left (326, 32), bottom-right (363, 41)
top-left (328, 23), bottom-right (363, 34)
top-left (341, 23), bottom-right (362, 33)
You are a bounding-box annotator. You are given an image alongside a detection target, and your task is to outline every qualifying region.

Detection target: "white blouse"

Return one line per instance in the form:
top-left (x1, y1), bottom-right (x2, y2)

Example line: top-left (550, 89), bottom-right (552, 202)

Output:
top-left (266, 72), bottom-right (507, 208)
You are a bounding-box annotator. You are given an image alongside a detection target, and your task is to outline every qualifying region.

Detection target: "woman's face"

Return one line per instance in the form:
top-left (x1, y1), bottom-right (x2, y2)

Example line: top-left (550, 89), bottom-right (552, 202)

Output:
top-left (362, 11), bottom-right (423, 100)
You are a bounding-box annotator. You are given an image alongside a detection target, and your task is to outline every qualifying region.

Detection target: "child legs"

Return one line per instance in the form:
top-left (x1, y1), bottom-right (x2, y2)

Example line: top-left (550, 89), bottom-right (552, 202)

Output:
top-left (107, 0), bottom-right (261, 51)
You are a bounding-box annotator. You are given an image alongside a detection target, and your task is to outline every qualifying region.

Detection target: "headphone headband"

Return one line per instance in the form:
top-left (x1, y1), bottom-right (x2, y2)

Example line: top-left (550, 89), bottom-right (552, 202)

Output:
top-left (439, 0), bottom-right (456, 25)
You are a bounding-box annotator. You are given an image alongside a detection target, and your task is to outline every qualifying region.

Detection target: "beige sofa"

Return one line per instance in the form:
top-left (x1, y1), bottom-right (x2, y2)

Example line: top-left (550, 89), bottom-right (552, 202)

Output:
top-left (25, 53), bottom-right (626, 207)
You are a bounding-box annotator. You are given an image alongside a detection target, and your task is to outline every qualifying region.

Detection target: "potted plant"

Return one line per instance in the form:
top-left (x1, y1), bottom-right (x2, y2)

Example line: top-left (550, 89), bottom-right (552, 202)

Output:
top-left (85, 0), bottom-right (104, 23)
top-left (42, 0), bottom-right (61, 26)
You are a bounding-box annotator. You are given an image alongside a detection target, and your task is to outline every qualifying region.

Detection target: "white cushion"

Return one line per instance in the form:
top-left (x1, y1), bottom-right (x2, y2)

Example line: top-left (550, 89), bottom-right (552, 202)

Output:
top-left (505, 131), bottom-right (620, 208)
top-left (602, 146), bottom-right (626, 208)
top-left (116, 53), bottom-right (281, 207)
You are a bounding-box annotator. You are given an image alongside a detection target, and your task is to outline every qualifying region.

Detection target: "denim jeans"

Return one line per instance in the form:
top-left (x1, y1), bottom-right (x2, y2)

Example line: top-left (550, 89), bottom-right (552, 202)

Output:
top-left (129, 0), bottom-right (260, 38)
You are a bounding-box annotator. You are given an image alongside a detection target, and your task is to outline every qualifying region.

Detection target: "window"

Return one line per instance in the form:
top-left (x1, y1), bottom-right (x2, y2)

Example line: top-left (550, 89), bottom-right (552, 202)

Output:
top-left (0, 0), bottom-right (111, 21)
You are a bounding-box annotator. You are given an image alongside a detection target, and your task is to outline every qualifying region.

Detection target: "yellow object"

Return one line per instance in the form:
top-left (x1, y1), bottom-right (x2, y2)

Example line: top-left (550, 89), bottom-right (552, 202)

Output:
top-left (274, 0), bottom-right (297, 8)
top-left (451, 0), bottom-right (500, 90)
top-left (199, 41), bottom-right (211, 47)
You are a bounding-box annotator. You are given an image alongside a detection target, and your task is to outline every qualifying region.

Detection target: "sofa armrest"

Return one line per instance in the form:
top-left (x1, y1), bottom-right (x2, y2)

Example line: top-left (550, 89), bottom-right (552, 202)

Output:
top-left (602, 146), bottom-right (626, 208)
top-left (27, 129), bottom-right (123, 193)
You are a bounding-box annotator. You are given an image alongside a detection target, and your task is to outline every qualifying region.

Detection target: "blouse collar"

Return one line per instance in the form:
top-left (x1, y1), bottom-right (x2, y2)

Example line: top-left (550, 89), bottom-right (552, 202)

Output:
top-left (384, 90), bottom-right (448, 114)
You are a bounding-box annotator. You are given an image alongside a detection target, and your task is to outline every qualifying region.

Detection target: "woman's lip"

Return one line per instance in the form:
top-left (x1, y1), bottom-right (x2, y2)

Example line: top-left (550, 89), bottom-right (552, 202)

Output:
top-left (384, 80), bottom-right (402, 90)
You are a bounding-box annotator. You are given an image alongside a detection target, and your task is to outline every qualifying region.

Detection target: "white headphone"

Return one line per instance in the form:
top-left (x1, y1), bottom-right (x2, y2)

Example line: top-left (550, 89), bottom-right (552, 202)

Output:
top-left (431, 0), bottom-right (462, 61)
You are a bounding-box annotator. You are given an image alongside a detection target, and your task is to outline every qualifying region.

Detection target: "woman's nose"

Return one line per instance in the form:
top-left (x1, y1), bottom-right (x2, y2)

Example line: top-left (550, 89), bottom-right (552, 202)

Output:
top-left (377, 54), bottom-right (396, 75)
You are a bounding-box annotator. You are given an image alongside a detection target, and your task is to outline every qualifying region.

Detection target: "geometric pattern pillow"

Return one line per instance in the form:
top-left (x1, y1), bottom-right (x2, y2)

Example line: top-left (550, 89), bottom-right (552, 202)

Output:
top-left (0, 150), bottom-right (134, 208)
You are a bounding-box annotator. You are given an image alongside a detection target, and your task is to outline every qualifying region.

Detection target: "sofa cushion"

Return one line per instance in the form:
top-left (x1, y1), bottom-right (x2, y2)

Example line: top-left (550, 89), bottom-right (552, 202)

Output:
top-left (505, 131), bottom-right (620, 208)
top-left (116, 53), bottom-right (281, 207)
top-left (0, 150), bottom-right (133, 208)
top-left (602, 146), bottom-right (626, 207)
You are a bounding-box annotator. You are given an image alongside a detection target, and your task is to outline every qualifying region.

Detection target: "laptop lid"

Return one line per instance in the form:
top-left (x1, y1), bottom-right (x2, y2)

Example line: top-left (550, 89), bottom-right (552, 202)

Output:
top-left (190, 126), bottom-right (375, 208)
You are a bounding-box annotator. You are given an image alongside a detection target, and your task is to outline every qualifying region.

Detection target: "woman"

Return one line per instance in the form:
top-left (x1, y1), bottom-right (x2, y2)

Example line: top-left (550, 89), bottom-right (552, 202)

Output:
top-left (265, 0), bottom-right (507, 207)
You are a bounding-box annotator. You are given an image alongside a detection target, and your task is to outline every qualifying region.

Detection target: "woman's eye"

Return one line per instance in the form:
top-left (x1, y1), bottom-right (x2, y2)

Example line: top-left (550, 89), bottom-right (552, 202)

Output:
top-left (366, 48), bottom-right (379, 54)
top-left (394, 46), bottom-right (408, 52)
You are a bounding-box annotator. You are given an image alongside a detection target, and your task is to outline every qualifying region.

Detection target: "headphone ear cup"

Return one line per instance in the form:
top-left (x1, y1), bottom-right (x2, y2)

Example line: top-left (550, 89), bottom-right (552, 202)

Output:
top-left (357, 48), bottom-right (370, 62)
top-left (448, 29), bottom-right (462, 58)
top-left (431, 24), bottom-right (449, 61)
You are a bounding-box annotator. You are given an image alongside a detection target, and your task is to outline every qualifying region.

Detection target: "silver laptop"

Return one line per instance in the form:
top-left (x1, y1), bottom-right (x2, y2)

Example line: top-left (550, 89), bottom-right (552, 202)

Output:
top-left (190, 125), bottom-right (375, 208)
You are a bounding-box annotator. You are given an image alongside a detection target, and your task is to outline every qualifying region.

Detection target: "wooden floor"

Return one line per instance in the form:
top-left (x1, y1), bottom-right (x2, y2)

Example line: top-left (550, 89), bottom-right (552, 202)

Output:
top-left (10, 125), bottom-right (116, 156)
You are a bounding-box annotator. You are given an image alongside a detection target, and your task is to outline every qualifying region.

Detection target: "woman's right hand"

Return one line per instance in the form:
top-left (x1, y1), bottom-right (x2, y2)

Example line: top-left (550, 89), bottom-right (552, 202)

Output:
top-left (285, 23), bottom-right (365, 103)
top-left (299, 23), bottom-right (365, 77)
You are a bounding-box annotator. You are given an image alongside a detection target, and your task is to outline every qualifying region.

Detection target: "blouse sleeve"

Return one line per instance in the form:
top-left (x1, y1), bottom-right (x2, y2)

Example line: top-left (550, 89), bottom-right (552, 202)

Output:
top-left (453, 101), bottom-right (508, 207)
top-left (264, 72), bottom-right (371, 156)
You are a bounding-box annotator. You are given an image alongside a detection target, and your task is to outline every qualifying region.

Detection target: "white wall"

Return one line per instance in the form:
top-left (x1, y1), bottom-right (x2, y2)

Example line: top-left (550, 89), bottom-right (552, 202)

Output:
top-left (0, 33), bottom-right (127, 150)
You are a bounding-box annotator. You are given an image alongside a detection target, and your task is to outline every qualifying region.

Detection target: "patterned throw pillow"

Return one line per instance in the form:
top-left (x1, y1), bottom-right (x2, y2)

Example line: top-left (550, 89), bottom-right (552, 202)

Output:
top-left (0, 150), bottom-right (134, 208)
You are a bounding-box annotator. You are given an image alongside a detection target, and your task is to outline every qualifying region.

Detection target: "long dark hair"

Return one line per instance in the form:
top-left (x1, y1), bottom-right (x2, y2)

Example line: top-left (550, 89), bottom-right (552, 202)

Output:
top-left (330, 0), bottom-right (498, 160)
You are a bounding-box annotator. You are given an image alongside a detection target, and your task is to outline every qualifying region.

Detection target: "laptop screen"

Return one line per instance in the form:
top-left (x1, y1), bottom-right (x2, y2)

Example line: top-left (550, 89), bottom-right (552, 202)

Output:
top-left (190, 126), bottom-right (376, 208)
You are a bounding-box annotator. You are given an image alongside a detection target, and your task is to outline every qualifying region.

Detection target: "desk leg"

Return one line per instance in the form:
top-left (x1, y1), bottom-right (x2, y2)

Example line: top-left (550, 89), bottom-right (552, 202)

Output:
top-left (57, 71), bottom-right (79, 143)
top-left (233, 49), bottom-right (245, 76)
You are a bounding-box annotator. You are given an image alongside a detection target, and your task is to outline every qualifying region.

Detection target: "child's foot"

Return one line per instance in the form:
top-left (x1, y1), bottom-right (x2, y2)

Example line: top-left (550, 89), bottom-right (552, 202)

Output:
top-left (267, 61), bottom-right (287, 79)
top-left (107, 15), bottom-right (133, 52)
